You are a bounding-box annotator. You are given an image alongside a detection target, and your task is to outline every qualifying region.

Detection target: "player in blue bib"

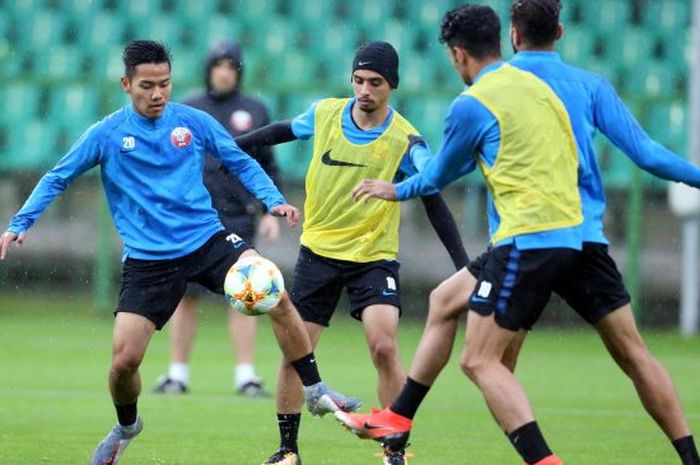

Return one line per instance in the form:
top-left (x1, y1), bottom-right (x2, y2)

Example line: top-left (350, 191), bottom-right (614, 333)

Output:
top-left (0, 40), bottom-right (361, 465)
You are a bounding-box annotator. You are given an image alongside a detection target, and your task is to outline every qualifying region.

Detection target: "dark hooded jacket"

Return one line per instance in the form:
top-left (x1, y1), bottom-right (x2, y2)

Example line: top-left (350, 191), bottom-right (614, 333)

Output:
top-left (182, 41), bottom-right (280, 225)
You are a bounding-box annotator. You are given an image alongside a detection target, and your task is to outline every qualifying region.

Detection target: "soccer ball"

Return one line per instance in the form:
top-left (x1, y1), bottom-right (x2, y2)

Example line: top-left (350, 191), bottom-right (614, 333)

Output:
top-left (224, 255), bottom-right (285, 316)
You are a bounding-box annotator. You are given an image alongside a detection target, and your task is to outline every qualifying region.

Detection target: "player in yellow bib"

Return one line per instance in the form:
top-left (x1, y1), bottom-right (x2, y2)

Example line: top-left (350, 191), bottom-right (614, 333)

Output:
top-left (339, 6), bottom-right (582, 465)
top-left (236, 41), bottom-right (468, 465)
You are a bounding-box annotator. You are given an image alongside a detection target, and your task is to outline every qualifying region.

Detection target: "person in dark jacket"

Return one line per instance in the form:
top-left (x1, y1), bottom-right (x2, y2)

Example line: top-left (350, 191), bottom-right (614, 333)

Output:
top-left (153, 41), bottom-right (280, 397)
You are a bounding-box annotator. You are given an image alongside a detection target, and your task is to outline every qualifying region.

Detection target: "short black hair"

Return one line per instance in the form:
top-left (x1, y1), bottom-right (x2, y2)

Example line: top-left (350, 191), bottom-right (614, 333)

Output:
top-left (122, 40), bottom-right (172, 77)
top-left (510, 0), bottom-right (562, 47)
top-left (439, 4), bottom-right (501, 59)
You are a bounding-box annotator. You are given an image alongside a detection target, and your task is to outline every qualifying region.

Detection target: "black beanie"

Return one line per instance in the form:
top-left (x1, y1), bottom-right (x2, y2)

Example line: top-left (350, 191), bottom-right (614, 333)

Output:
top-left (352, 41), bottom-right (399, 89)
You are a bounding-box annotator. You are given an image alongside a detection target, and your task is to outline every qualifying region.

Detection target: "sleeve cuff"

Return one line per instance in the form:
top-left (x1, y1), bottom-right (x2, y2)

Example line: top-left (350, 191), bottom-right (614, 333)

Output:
top-left (395, 182), bottom-right (410, 201)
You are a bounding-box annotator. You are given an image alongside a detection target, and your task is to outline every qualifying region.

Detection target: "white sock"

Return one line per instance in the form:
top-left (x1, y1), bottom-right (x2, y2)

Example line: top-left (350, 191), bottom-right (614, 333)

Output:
top-left (235, 363), bottom-right (256, 388)
top-left (168, 363), bottom-right (190, 385)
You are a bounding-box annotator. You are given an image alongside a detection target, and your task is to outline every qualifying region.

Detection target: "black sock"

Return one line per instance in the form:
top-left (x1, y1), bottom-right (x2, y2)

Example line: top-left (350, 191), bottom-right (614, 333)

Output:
top-left (390, 377), bottom-right (431, 420)
top-left (673, 436), bottom-right (700, 465)
top-left (507, 421), bottom-right (553, 464)
top-left (115, 401), bottom-right (137, 426)
top-left (290, 352), bottom-right (322, 386)
top-left (278, 413), bottom-right (301, 453)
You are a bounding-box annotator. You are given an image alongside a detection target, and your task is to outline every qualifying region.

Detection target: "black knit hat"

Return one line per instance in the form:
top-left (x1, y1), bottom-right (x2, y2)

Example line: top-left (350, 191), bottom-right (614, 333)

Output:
top-left (352, 41), bottom-right (399, 89)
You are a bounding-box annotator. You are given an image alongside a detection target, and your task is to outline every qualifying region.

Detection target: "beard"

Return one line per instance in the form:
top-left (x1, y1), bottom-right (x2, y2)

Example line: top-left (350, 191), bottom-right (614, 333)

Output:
top-left (358, 101), bottom-right (377, 113)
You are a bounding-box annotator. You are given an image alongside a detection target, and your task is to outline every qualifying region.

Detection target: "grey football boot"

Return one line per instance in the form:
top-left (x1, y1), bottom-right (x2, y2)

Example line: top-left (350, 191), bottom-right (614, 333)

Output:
top-left (304, 382), bottom-right (362, 417)
top-left (90, 416), bottom-right (143, 465)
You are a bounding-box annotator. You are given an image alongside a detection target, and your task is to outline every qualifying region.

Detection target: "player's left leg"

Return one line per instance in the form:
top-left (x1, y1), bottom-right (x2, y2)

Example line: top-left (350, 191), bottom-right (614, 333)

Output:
top-left (558, 243), bottom-right (699, 465)
top-left (234, 250), bottom-right (352, 406)
top-left (362, 304), bottom-right (404, 406)
top-left (460, 245), bottom-right (573, 465)
top-left (461, 310), bottom-right (560, 465)
top-left (595, 305), bottom-right (699, 464)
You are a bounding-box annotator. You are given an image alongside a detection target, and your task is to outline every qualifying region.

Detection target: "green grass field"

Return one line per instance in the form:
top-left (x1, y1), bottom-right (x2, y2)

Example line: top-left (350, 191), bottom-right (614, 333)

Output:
top-left (1, 291), bottom-right (699, 465)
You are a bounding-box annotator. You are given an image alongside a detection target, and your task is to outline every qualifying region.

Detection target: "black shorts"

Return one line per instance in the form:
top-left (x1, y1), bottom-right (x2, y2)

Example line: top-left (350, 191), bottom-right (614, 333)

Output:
top-left (467, 245), bottom-right (579, 331)
top-left (556, 242), bottom-right (631, 325)
top-left (116, 231), bottom-right (253, 329)
top-left (185, 216), bottom-right (256, 298)
top-left (290, 246), bottom-right (401, 327)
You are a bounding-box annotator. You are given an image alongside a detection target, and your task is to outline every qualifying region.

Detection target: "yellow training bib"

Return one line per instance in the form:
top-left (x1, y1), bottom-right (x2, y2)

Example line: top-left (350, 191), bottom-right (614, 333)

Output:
top-left (301, 98), bottom-right (419, 262)
top-left (465, 64), bottom-right (582, 244)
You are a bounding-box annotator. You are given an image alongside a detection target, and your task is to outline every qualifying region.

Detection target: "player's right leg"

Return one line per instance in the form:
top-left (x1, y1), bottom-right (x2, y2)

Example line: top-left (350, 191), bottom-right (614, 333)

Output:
top-left (91, 313), bottom-right (155, 465)
top-left (93, 250), bottom-right (190, 464)
top-left (153, 294), bottom-right (199, 394)
top-left (262, 247), bottom-right (361, 465)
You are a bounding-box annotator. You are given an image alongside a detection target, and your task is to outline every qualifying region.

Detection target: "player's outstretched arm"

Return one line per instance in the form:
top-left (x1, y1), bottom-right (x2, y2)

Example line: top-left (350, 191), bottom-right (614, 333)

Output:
top-left (2, 124), bottom-right (102, 259)
top-left (0, 231), bottom-right (26, 260)
top-left (595, 78), bottom-right (700, 188)
top-left (234, 120), bottom-right (297, 151)
top-left (420, 194), bottom-right (470, 270)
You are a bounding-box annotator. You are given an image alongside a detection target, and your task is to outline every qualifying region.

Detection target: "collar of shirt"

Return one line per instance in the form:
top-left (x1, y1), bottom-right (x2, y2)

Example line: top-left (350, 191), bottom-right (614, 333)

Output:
top-left (126, 103), bottom-right (173, 130)
top-left (472, 60), bottom-right (505, 84)
top-left (341, 98), bottom-right (394, 144)
top-left (511, 50), bottom-right (562, 62)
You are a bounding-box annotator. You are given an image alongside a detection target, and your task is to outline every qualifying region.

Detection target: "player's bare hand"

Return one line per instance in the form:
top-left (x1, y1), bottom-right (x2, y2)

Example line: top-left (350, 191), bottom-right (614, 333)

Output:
top-left (270, 204), bottom-right (300, 227)
top-left (0, 231), bottom-right (26, 261)
top-left (352, 179), bottom-right (397, 203)
top-left (258, 213), bottom-right (280, 243)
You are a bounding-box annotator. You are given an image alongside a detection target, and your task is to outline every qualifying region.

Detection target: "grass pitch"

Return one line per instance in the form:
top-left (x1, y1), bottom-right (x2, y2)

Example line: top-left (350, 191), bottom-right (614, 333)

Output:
top-left (1, 291), bottom-right (699, 464)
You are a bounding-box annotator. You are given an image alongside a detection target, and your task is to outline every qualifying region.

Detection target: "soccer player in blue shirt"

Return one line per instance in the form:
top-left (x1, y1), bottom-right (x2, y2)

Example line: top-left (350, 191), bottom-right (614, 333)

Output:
top-left (504, 1), bottom-right (699, 463)
top-left (339, 2), bottom-right (700, 465)
top-left (0, 40), bottom-right (360, 465)
top-left (340, 5), bottom-right (580, 464)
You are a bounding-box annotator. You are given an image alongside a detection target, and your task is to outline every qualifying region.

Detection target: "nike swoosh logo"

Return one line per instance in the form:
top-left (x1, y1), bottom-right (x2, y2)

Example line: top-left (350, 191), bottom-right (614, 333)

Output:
top-left (364, 421), bottom-right (384, 430)
top-left (471, 296), bottom-right (490, 303)
top-left (321, 150), bottom-right (367, 168)
top-left (358, 61), bottom-right (372, 66)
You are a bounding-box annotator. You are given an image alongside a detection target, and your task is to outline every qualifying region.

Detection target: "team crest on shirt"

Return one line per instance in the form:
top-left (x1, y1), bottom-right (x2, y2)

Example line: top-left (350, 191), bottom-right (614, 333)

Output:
top-left (230, 110), bottom-right (253, 132)
top-left (170, 127), bottom-right (192, 148)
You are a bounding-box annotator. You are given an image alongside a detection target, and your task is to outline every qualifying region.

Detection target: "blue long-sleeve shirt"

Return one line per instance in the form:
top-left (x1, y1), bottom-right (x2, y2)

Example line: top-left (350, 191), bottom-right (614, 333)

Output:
top-left (7, 103), bottom-right (285, 260)
top-left (510, 51), bottom-right (700, 243)
top-left (396, 62), bottom-right (582, 250)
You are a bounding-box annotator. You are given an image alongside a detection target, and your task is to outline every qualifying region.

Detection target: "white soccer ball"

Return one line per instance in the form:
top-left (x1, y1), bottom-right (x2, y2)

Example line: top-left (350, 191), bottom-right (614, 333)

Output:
top-left (224, 255), bottom-right (285, 316)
